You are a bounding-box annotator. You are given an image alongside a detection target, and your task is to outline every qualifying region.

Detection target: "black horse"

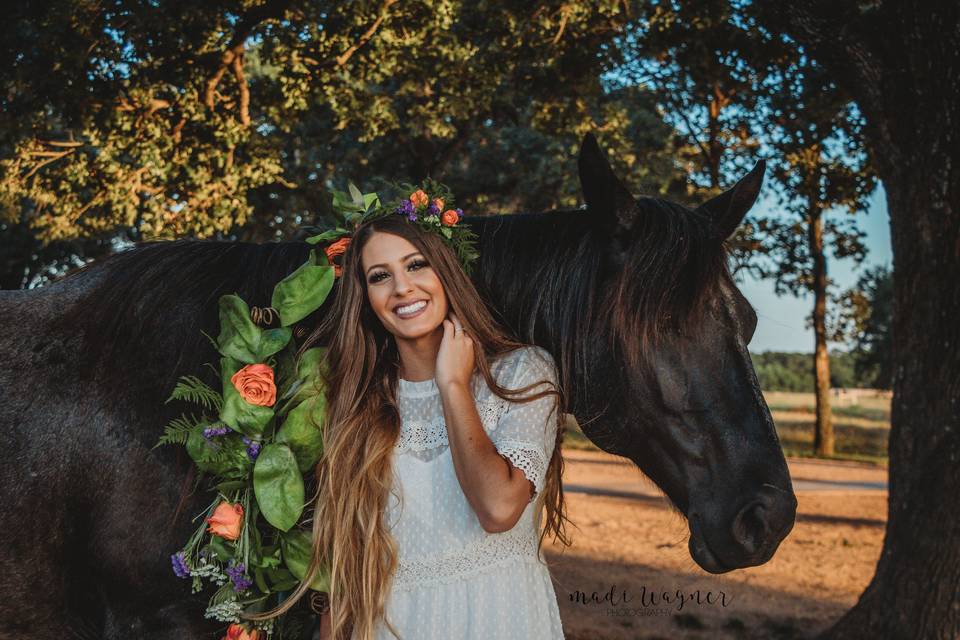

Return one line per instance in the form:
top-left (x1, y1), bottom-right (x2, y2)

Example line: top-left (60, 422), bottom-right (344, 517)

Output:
top-left (0, 133), bottom-right (795, 638)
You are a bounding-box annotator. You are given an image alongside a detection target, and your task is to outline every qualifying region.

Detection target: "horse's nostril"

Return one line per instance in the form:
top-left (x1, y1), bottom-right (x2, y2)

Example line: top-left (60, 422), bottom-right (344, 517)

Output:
top-left (732, 501), bottom-right (770, 555)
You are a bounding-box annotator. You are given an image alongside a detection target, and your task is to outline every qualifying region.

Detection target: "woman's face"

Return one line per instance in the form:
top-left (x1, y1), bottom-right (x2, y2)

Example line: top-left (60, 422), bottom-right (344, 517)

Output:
top-left (360, 231), bottom-right (448, 341)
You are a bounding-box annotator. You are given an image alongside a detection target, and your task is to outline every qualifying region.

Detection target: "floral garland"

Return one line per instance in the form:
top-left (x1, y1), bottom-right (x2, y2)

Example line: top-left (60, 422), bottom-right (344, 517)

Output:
top-left (155, 180), bottom-right (475, 639)
top-left (302, 177), bottom-right (479, 277)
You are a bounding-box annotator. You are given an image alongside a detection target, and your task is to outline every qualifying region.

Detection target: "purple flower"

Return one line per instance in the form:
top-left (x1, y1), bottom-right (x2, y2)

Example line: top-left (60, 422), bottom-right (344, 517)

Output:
top-left (455, 208), bottom-right (463, 220)
top-left (226, 562), bottom-right (254, 592)
top-left (407, 211), bottom-right (418, 221)
top-left (203, 425), bottom-right (230, 440)
top-left (171, 551), bottom-right (191, 579)
top-left (427, 203), bottom-right (440, 216)
top-left (395, 200), bottom-right (415, 216)
top-left (242, 437), bottom-right (261, 460)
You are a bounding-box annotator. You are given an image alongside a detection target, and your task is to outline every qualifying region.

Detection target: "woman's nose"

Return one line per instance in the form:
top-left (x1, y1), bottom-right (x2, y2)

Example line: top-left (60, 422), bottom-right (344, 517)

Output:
top-left (392, 271), bottom-right (414, 295)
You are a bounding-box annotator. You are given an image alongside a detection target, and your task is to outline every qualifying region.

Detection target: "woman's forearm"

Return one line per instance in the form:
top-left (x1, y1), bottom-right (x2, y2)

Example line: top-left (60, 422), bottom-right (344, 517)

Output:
top-left (439, 381), bottom-right (530, 531)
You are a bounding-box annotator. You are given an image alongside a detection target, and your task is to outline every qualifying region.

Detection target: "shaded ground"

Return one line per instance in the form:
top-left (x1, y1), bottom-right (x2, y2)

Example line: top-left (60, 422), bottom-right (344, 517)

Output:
top-left (545, 450), bottom-right (888, 640)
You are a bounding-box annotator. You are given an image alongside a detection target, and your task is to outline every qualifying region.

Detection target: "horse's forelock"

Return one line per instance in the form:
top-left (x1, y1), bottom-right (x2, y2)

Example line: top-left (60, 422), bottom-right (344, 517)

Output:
top-left (608, 197), bottom-right (728, 362)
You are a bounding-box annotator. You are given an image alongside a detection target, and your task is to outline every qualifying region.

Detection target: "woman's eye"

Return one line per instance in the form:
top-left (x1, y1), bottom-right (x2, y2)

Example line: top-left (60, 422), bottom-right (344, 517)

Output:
top-left (368, 260), bottom-right (430, 284)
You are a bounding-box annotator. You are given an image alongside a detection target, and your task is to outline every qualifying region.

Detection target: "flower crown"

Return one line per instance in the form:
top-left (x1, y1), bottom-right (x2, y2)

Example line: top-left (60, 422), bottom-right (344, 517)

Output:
top-left (302, 178), bottom-right (480, 278)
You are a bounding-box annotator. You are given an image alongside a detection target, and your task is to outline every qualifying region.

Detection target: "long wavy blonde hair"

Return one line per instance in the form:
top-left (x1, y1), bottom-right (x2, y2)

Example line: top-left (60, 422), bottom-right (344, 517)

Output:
top-left (245, 214), bottom-right (572, 639)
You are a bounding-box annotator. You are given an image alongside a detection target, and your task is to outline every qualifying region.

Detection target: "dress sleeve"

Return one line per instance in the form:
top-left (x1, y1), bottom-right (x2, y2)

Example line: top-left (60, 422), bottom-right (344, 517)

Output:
top-left (491, 346), bottom-right (560, 501)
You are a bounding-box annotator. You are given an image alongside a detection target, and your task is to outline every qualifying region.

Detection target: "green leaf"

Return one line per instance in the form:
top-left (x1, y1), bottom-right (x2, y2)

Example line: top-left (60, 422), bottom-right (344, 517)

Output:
top-left (217, 480), bottom-right (249, 494)
top-left (271, 260), bottom-right (335, 327)
top-left (362, 192), bottom-right (380, 210)
top-left (184, 422), bottom-right (254, 476)
top-left (207, 537), bottom-right (235, 563)
top-left (441, 226), bottom-right (453, 239)
top-left (295, 347), bottom-right (326, 393)
top-left (216, 294), bottom-right (292, 362)
top-left (305, 228), bottom-right (350, 245)
top-left (281, 529), bottom-right (330, 591)
top-left (265, 567), bottom-right (300, 592)
top-left (165, 375), bottom-right (223, 412)
top-left (219, 356), bottom-right (275, 437)
top-left (348, 181), bottom-right (363, 206)
top-left (253, 444), bottom-right (304, 531)
top-left (275, 394), bottom-right (326, 472)
top-left (254, 566), bottom-right (270, 593)
top-left (216, 295), bottom-right (261, 363)
top-left (154, 412), bottom-right (206, 449)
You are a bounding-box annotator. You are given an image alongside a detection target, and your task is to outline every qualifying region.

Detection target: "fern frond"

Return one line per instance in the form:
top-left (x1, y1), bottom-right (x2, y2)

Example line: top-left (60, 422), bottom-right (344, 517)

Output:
top-left (166, 375), bottom-right (223, 412)
top-left (154, 413), bottom-right (209, 449)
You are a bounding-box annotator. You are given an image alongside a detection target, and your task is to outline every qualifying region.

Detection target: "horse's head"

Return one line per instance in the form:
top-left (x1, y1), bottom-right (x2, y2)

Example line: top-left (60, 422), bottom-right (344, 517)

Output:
top-left (577, 133), bottom-right (796, 574)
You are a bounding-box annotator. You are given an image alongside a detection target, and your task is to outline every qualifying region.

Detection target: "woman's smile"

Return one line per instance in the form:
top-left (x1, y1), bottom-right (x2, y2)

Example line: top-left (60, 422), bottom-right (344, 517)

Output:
top-left (395, 299), bottom-right (428, 319)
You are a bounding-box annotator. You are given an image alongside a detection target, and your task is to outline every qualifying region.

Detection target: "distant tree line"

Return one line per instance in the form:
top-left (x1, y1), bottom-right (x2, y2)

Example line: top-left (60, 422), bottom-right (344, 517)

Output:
top-left (752, 349), bottom-right (882, 392)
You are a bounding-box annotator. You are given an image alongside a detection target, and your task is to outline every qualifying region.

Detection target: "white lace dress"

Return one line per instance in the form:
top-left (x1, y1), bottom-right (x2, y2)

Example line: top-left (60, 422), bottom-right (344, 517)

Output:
top-left (367, 345), bottom-right (566, 640)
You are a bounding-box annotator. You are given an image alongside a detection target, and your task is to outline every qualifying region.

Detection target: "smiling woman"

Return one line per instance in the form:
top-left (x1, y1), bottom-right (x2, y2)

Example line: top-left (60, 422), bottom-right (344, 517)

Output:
top-left (244, 208), bottom-right (572, 640)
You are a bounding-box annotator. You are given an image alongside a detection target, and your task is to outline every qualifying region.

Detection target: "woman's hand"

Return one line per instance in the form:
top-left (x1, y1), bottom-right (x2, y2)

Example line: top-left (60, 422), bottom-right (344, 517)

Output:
top-left (435, 311), bottom-right (475, 391)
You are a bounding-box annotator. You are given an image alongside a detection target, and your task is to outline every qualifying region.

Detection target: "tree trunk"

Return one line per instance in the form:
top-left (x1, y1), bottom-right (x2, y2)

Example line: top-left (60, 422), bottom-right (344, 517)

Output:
top-left (760, 4), bottom-right (960, 638)
top-left (808, 201), bottom-right (834, 456)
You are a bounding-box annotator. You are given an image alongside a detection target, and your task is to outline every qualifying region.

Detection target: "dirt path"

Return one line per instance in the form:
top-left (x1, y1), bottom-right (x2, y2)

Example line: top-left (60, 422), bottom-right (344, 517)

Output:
top-left (546, 450), bottom-right (888, 640)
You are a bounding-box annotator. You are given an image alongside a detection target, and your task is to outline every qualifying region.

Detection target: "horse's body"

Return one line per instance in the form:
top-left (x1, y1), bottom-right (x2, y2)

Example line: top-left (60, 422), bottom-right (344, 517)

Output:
top-left (0, 136), bottom-right (796, 638)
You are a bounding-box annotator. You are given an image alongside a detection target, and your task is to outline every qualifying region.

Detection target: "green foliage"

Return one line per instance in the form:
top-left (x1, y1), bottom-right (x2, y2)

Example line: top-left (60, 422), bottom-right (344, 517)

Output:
top-left (281, 529), bottom-right (330, 592)
top-left (275, 395), bottom-right (326, 473)
top-left (832, 265), bottom-right (893, 389)
top-left (155, 412), bottom-right (209, 449)
top-left (270, 252), bottom-right (335, 327)
top-left (751, 350), bottom-right (878, 392)
top-left (0, 0), bottom-right (686, 277)
top-left (217, 295), bottom-right (292, 364)
top-left (253, 444), bottom-right (305, 532)
top-left (166, 375), bottom-right (224, 413)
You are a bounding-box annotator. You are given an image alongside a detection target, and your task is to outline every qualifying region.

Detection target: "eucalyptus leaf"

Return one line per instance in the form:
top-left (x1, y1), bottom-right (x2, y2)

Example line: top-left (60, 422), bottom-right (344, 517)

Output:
top-left (271, 260), bottom-right (335, 327)
top-left (305, 228), bottom-right (349, 245)
top-left (253, 444), bottom-right (304, 531)
top-left (281, 529), bottom-right (330, 591)
top-left (216, 295), bottom-right (261, 363)
top-left (275, 394), bottom-right (325, 472)
top-left (348, 182), bottom-right (363, 205)
top-left (258, 327), bottom-right (293, 359)
top-left (216, 295), bottom-right (292, 363)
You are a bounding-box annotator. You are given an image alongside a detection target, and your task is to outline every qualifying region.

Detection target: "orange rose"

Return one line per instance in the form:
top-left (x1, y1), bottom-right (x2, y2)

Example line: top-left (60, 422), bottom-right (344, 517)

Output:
top-left (440, 209), bottom-right (459, 226)
top-left (409, 190), bottom-right (429, 208)
top-left (324, 237), bottom-right (351, 278)
top-left (223, 623), bottom-right (262, 640)
top-left (206, 502), bottom-right (244, 541)
top-left (230, 363), bottom-right (276, 407)
top-left (432, 197), bottom-right (445, 210)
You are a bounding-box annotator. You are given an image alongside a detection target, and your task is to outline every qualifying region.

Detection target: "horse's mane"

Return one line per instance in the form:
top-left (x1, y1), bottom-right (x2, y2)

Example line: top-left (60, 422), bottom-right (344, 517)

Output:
top-left (52, 239), bottom-right (315, 395)
top-left (471, 200), bottom-right (726, 443)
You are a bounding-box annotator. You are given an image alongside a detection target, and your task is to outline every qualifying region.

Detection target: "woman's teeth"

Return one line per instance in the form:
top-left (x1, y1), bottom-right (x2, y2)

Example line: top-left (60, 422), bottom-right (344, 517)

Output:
top-left (395, 300), bottom-right (427, 317)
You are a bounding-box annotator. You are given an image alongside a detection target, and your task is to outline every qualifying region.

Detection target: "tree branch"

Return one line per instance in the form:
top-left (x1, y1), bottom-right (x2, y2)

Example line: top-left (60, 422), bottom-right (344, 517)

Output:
top-left (204, 0), bottom-right (293, 120)
top-left (334, 0), bottom-right (399, 67)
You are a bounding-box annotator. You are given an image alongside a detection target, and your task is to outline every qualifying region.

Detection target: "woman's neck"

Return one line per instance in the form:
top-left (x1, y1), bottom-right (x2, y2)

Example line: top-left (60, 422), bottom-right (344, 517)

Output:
top-left (395, 328), bottom-right (443, 381)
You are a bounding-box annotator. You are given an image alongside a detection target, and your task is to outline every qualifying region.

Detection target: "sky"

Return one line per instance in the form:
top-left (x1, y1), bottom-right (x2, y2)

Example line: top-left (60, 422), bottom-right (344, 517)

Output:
top-left (739, 185), bottom-right (892, 353)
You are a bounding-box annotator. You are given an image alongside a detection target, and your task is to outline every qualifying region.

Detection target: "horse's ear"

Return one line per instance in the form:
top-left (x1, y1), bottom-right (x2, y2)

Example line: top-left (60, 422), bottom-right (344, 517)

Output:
top-left (697, 159), bottom-right (766, 241)
top-left (578, 132), bottom-right (636, 234)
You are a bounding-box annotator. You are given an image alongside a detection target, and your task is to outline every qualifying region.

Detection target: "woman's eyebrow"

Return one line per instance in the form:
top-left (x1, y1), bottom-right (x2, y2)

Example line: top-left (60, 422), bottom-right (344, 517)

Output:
top-left (365, 252), bottom-right (423, 274)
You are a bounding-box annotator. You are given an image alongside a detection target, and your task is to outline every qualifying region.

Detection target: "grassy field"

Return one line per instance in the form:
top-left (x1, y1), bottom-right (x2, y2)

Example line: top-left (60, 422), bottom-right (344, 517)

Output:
top-left (562, 390), bottom-right (891, 466)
